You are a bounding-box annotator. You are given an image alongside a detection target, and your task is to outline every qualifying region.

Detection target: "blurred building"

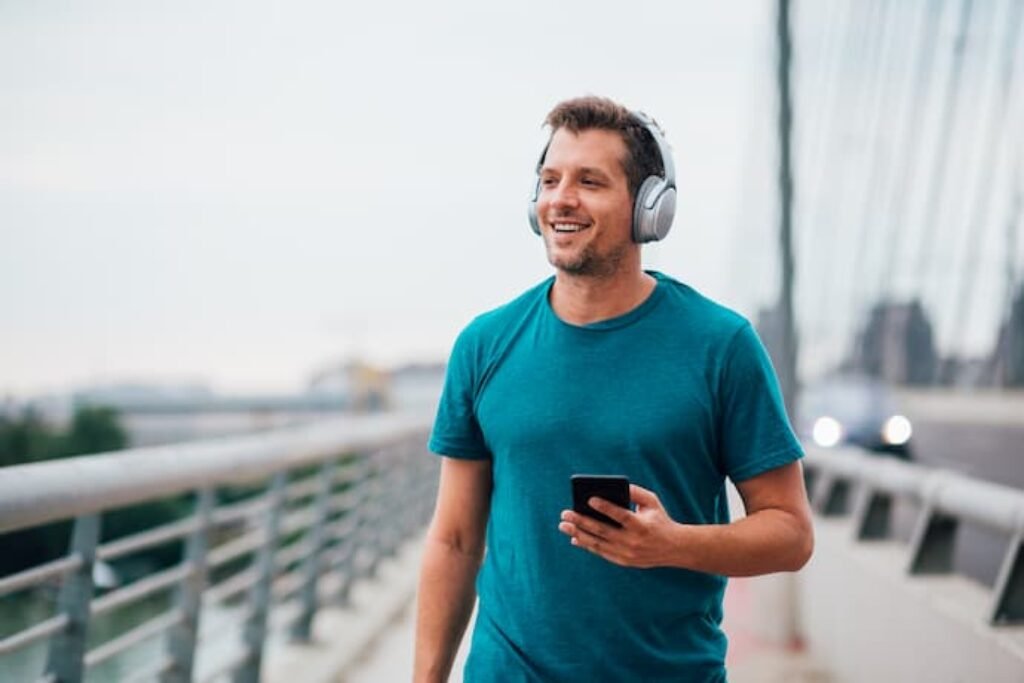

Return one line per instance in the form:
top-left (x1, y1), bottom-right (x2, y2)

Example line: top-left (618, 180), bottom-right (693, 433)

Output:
top-left (389, 362), bottom-right (446, 412)
top-left (852, 300), bottom-right (937, 386)
top-left (308, 360), bottom-right (390, 412)
top-left (992, 285), bottom-right (1024, 388)
top-left (309, 359), bottom-right (446, 413)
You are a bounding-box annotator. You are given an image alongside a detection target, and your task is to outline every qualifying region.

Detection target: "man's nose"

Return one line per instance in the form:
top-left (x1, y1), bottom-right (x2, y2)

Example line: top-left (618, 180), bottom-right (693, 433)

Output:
top-left (548, 180), bottom-right (579, 209)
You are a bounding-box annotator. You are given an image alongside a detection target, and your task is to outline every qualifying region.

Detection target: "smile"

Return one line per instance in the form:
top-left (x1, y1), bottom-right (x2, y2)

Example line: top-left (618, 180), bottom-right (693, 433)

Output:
top-left (552, 223), bottom-right (590, 233)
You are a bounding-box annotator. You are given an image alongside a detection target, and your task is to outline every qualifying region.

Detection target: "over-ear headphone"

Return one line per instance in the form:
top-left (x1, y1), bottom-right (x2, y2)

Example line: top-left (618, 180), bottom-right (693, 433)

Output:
top-left (527, 111), bottom-right (677, 244)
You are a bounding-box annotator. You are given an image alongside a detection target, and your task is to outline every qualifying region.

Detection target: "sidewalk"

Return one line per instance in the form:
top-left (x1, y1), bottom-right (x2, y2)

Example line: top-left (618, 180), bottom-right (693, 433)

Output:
top-left (340, 545), bottom-right (833, 683)
top-left (721, 576), bottom-right (833, 683)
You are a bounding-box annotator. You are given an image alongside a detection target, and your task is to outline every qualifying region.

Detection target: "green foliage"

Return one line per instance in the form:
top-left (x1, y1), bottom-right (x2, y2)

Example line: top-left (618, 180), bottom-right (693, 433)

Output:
top-left (0, 405), bottom-right (184, 578)
top-left (0, 409), bottom-right (61, 467)
top-left (66, 405), bottom-right (128, 455)
top-left (0, 404), bottom-right (128, 469)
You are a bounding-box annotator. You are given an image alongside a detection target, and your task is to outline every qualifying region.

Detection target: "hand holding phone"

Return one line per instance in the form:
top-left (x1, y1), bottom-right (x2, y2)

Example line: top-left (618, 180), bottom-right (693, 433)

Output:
top-left (571, 474), bottom-right (631, 528)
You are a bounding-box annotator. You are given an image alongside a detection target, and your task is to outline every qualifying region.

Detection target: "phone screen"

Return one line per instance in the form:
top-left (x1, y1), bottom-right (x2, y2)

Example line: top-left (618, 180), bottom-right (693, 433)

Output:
top-left (571, 475), bottom-right (631, 528)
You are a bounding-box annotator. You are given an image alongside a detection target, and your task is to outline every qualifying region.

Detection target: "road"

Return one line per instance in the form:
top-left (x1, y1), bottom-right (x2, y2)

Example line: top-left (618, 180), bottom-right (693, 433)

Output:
top-left (911, 420), bottom-right (1024, 489)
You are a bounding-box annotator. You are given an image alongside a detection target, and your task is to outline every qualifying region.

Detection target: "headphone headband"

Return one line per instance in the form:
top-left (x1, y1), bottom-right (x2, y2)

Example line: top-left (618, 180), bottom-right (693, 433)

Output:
top-left (631, 112), bottom-right (676, 203)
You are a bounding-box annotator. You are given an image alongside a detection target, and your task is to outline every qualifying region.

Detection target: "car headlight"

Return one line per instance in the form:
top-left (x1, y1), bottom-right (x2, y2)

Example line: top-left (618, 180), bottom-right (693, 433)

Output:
top-left (882, 415), bottom-right (912, 446)
top-left (812, 416), bottom-right (843, 448)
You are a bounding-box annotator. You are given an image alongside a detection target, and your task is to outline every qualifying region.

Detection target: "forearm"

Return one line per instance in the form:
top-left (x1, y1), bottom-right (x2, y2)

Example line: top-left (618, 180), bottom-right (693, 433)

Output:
top-left (666, 508), bottom-right (813, 577)
top-left (413, 536), bottom-right (482, 682)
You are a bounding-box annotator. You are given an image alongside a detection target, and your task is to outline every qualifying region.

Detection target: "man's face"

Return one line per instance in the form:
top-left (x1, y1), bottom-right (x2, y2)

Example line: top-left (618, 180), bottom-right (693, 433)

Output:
top-left (536, 128), bottom-right (635, 277)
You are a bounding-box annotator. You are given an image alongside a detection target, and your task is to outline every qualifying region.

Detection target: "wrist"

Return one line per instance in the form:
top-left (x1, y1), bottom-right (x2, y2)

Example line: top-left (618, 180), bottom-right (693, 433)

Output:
top-left (665, 521), bottom-right (694, 569)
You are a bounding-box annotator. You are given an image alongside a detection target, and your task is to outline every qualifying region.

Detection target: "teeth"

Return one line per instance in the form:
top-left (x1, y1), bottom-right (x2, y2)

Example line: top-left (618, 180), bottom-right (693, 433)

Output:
top-left (553, 223), bottom-right (587, 233)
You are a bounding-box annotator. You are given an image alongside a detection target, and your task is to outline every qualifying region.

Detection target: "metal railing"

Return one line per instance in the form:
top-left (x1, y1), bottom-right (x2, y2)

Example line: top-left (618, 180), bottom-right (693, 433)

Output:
top-left (804, 445), bottom-right (1024, 625)
top-left (0, 412), bottom-right (437, 682)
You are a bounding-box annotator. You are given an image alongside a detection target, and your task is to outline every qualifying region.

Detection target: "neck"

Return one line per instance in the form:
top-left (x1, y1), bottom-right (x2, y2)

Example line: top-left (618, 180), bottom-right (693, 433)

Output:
top-left (549, 261), bottom-right (657, 326)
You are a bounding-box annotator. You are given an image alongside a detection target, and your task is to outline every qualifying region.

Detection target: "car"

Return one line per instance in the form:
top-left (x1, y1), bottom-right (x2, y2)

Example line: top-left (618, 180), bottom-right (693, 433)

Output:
top-left (796, 374), bottom-right (913, 458)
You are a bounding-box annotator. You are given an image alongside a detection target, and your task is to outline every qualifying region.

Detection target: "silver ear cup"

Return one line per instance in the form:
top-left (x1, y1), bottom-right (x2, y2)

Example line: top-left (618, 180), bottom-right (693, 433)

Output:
top-left (648, 186), bottom-right (676, 242)
top-left (632, 177), bottom-right (676, 243)
top-left (528, 178), bottom-right (542, 235)
top-left (632, 176), bottom-right (660, 242)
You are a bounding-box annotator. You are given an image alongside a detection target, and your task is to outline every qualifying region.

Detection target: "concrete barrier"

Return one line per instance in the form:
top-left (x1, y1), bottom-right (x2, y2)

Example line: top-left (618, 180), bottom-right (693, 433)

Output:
top-left (797, 516), bottom-right (1024, 682)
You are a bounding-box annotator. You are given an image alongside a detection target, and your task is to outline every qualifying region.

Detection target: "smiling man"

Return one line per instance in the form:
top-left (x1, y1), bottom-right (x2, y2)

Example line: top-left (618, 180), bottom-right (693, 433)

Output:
top-left (414, 96), bottom-right (813, 682)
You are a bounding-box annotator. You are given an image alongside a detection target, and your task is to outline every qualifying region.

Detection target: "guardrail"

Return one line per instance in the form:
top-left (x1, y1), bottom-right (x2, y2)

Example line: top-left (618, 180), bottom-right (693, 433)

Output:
top-left (0, 412), bottom-right (437, 683)
top-left (803, 446), bottom-right (1024, 625)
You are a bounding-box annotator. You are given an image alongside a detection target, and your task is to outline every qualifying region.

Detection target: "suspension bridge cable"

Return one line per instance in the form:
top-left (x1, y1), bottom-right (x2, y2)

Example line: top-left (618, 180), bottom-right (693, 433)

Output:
top-left (911, 0), bottom-right (975, 308)
top-left (794, 0), bottom-right (853, 375)
top-left (875, 0), bottom-right (948, 302)
top-left (843, 0), bottom-right (919, 354)
top-left (807, 0), bottom-right (888, 370)
top-left (926, 0), bottom-right (999, 359)
top-left (798, 0), bottom-right (852, 256)
top-left (997, 5), bottom-right (1024, 384)
top-left (946, 0), bottom-right (1024, 364)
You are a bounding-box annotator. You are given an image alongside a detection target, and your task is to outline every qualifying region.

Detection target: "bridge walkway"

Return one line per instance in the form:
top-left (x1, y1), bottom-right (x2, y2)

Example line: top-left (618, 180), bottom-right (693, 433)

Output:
top-left (263, 535), bottom-right (835, 683)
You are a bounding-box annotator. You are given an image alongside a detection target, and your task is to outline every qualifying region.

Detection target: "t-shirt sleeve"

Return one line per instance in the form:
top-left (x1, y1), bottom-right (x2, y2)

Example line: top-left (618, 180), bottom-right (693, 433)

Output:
top-left (428, 325), bottom-right (491, 460)
top-left (716, 323), bottom-right (803, 482)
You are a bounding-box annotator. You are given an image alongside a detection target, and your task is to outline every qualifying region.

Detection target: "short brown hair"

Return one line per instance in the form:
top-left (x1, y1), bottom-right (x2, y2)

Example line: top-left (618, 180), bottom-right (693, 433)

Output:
top-left (543, 96), bottom-right (666, 198)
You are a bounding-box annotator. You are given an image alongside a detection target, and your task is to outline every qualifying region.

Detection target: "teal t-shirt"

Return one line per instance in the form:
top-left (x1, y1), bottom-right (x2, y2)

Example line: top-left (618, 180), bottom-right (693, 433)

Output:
top-left (429, 271), bottom-right (802, 682)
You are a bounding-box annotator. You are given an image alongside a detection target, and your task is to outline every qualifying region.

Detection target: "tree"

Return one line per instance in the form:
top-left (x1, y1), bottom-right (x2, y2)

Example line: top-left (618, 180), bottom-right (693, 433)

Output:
top-left (64, 405), bottom-right (127, 456)
top-left (0, 405), bottom-right (142, 576)
top-left (0, 409), bottom-right (60, 467)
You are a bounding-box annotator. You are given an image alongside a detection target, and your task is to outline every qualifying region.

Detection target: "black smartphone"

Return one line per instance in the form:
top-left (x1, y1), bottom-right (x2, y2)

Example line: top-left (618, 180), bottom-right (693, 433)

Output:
top-left (571, 475), bottom-right (631, 528)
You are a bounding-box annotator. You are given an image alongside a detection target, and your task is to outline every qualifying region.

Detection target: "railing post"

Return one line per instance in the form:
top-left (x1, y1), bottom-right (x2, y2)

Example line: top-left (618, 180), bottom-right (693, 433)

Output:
top-left (233, 471), bottom-right (287, 683)
top-left (332, 456), bottom-right (366, 606)
top-left (399, 443), bottom-right (423, 539)
top-left (363, 451), bottom-right (385, 579)
top-left (161, 488), bottom-right (214, 683)
top-left (290, 460), bottom-right (335, 642)
top-left (44, 513), bottom-right (101, 683)
top-left (990, 529), bottom-right (1024, 624)
top-left (814, 474), bottom-right (851, 517)
top-left (907, 503), bottom-right (958, 574)
top-left (853, 486), bottom-right (893, 540)
top-left (409, 442), bottom-right (437, 536)
top-left (379, 447), bottom-right (402, 558)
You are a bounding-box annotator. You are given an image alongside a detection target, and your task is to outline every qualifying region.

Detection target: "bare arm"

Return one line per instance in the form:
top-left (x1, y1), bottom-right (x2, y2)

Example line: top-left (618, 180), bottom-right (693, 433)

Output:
top-left (558, 460), bottom-right (813, 576)
top-left (414, 457), bottom-right (492, 682)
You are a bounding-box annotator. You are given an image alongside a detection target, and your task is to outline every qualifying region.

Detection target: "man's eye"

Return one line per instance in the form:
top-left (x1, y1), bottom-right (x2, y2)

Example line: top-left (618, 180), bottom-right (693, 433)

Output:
top-left (541, 177), bottom-right (558, 187)
top-left (581, 178), bottom-right (600, 186)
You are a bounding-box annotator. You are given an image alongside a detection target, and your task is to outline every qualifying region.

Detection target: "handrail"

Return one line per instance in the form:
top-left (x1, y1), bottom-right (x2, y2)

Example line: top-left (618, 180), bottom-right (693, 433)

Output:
top-left (97, 516), bottom-right (200, 562)
top-left (0, 411), bottom-right (437, 682)
top-left (90, 564), bottom-right (195, 617)
top-left (0, 412), bottom-right (430, 534)
top-left (0, 615), bottom-right (69, 657)
top-left (0, 555), bottom-right (82, 598)
top-left (83, 609), bottom-right (184, 669)
top-left (804, 445), bottom-right (1024, 624)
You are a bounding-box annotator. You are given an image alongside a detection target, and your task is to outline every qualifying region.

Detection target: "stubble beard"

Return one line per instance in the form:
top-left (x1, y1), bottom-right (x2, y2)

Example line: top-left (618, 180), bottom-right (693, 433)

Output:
top-left (545, 237), bottom-right (629, 279)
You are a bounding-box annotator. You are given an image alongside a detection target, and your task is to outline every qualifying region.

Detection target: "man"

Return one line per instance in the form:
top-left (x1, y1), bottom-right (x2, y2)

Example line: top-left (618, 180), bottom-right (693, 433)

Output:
top-left (414, 96), bottom-right (813, 682)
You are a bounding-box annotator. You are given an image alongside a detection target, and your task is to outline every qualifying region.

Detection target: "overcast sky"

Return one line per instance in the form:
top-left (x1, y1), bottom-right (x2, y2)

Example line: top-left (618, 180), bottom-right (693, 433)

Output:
top-left (1, 1), bottom-right (785, 397)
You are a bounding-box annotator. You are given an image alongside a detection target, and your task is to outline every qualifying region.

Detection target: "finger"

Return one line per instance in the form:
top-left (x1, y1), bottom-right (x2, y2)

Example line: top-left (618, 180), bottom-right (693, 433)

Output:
top-left (558, 518), bottom-right (611, 544)
top-left (571, 528), bottom-right (607, 553)
top-left (587, 497), bottom-right (633, 526)
top-left (629, 484), bottom-right (661, 508)
top-left (562, 510), bottom-right (617, 539)
top-left (571, 533), bottom-right (629, 566)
